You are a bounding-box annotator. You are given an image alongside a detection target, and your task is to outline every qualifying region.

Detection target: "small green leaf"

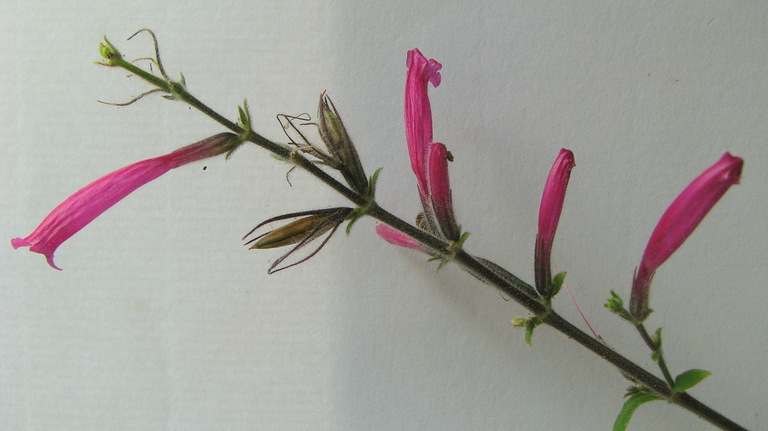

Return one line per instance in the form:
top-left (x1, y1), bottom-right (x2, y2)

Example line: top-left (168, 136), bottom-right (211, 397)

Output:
top-left (613, 392), bottom-right (662, 431)
top-left (344, 208), bottom-right (365, 235)
top-left (523, 317), bottom-right (542, 346)
top-left (605, 290), bottom-right (624, 311)
top-left (672, 369), bottom-right (711, 392)
top-left (238, 99), bottom-right (252, 129)
top-left (525, 322), bottom-right (535, 346)
top-left (452, 231), bottom-right (471, 250)
top-left (551, 271), bottom-right (566, 297)
top-left (435, 259), bottom-right (450, 272)
top-left (652, 327), bottom-right (663, 348)
top-left (366, 167), bottom-right (383, 199)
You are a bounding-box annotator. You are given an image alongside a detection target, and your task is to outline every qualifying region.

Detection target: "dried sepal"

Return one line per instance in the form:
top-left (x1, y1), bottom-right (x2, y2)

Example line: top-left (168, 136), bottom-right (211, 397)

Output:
top-left (243, 207), bottom-right (352, 274)
top-left (277, 112), bottom-right (339, 167)
top-left (317, 92), bottom-right (368, 193)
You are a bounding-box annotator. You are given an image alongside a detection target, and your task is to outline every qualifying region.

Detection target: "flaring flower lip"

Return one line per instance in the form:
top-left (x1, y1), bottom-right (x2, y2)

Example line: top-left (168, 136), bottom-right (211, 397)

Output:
top-left (12, 133), bottom-right (236, 269)
top-left (401, 48), bottom-right (460, 242)
top-left (630, 152), bottom-right (743, 320)
top-left (405, 48), bottom-right (442, 193)
top-left (378, 48), bottom-right (460, 248)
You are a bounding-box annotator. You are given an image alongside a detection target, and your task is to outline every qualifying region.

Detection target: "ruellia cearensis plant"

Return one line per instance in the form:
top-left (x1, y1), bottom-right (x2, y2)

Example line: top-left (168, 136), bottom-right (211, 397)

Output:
top-left (13, 30), bottom-right (750, 430)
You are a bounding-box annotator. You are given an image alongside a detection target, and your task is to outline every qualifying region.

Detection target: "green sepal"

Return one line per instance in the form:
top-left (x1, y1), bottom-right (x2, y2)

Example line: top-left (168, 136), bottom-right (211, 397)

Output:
top-left (551, 271), bottom-right (566, 297)
top-left (605, 290), bottom-right (623, 311)
top-left (435, 258), bottom-right (450, 272)
top-left (604, 290), bottom-right (637, 323)
top-left (226, 100), bottom-right (253, 160)
top-left (604, 290), bottom-right (624, 312)
top-left (672, 369), bottom-right (711, 392)
top-left (613, 391), bottom-right (662, 431)
top-left (424, 255), bottom-right (449, 272)
top-left (98, 36), bottom-right (121, 65)
top-left (525, 320), bottom-right (536, 346)
top-left (365, 167), bottom-right (383, 200)
top-left (512, 316), bottom-right (544, 346)
top-left (344, 207), bottom-right (365, 235)
top-left (651, 327), bottom-right (662, 348)
top-left (424, 231), bottom-right (472, 272)
top-left (238, 99), bottom-right (252, 130)
top-left (448, 232), bottom-right (471, 256)
top-left (341, 168), bottom-right (383, 235)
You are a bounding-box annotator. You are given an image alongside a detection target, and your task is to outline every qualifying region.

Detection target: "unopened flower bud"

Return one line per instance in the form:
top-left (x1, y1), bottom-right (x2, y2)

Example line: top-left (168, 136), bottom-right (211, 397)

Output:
top-left (630, 152), bottom-right (743, 321)
top-left (535, 149), bottom-right (575, 298)
top-left (317, 92), bottom-right (368, 193)
top-left (98, 37), bottom-right (122, 66)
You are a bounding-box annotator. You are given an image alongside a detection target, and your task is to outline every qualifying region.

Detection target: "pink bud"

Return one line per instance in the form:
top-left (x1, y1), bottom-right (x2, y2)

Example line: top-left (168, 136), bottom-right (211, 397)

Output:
top-left (376, 224), bottom-right (428, 252)
top-left (535, 149), bottom-right (575, 296)
top-left (427, 142), bottom-right (460, 240)
top-left (12, 133), bottom-right (237, 269)
top-left (630, 152), bottom-right (743, 320)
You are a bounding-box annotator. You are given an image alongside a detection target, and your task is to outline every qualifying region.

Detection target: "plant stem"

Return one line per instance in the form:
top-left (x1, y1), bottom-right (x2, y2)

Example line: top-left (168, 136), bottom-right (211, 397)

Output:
top-left (109, 58), bottom-right (749, 431)
top-left (636, 323), bottom-right (676, 387)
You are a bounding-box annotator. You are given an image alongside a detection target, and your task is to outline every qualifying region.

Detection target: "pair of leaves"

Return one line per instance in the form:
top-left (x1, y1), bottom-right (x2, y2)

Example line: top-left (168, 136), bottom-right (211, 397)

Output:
top-left (613, 369), bottom-right (711, 431)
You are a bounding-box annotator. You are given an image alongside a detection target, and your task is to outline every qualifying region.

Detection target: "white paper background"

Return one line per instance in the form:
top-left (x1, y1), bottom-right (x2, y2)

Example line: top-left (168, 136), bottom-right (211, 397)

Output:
top-left (2, 2), bottom-right (767, 430)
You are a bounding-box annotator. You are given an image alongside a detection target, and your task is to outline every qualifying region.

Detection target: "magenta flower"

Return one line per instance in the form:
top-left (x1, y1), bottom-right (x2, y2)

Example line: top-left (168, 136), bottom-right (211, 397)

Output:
top-left (630, 152), bottom-right (743, 320)
top-left (401, 48), bottom-right (460, 242)
top-left (12, 133), bottom-right (238, 269)
top-left (535, 149), bottom-right (575, 297)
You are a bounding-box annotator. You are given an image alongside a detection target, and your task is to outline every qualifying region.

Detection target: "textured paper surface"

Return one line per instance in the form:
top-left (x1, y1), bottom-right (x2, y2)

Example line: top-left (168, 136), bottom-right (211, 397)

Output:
top-left (3, 2), bottom-right (767, 430)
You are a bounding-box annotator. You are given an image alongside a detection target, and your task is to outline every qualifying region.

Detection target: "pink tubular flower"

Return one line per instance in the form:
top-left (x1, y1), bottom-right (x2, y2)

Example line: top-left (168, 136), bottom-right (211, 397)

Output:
top-left (401, 48), bottom-right (460, 241)
top-left (630, 152), bottom-right (743, 320)
top-left (535, 149), bottom-right (575, 297)
top-left (405, 48), bottom-right (441, 192)
top-left (12, 133), bottom-right (238, 269)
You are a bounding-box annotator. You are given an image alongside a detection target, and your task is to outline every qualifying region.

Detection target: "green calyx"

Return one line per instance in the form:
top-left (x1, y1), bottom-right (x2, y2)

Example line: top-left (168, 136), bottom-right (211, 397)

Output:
top-left (344, 168), bottom-right (383, 235)
top-left (604, 290), bottom-right (642, 323)
top-left (512, 312), bottom-right (549, 346)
